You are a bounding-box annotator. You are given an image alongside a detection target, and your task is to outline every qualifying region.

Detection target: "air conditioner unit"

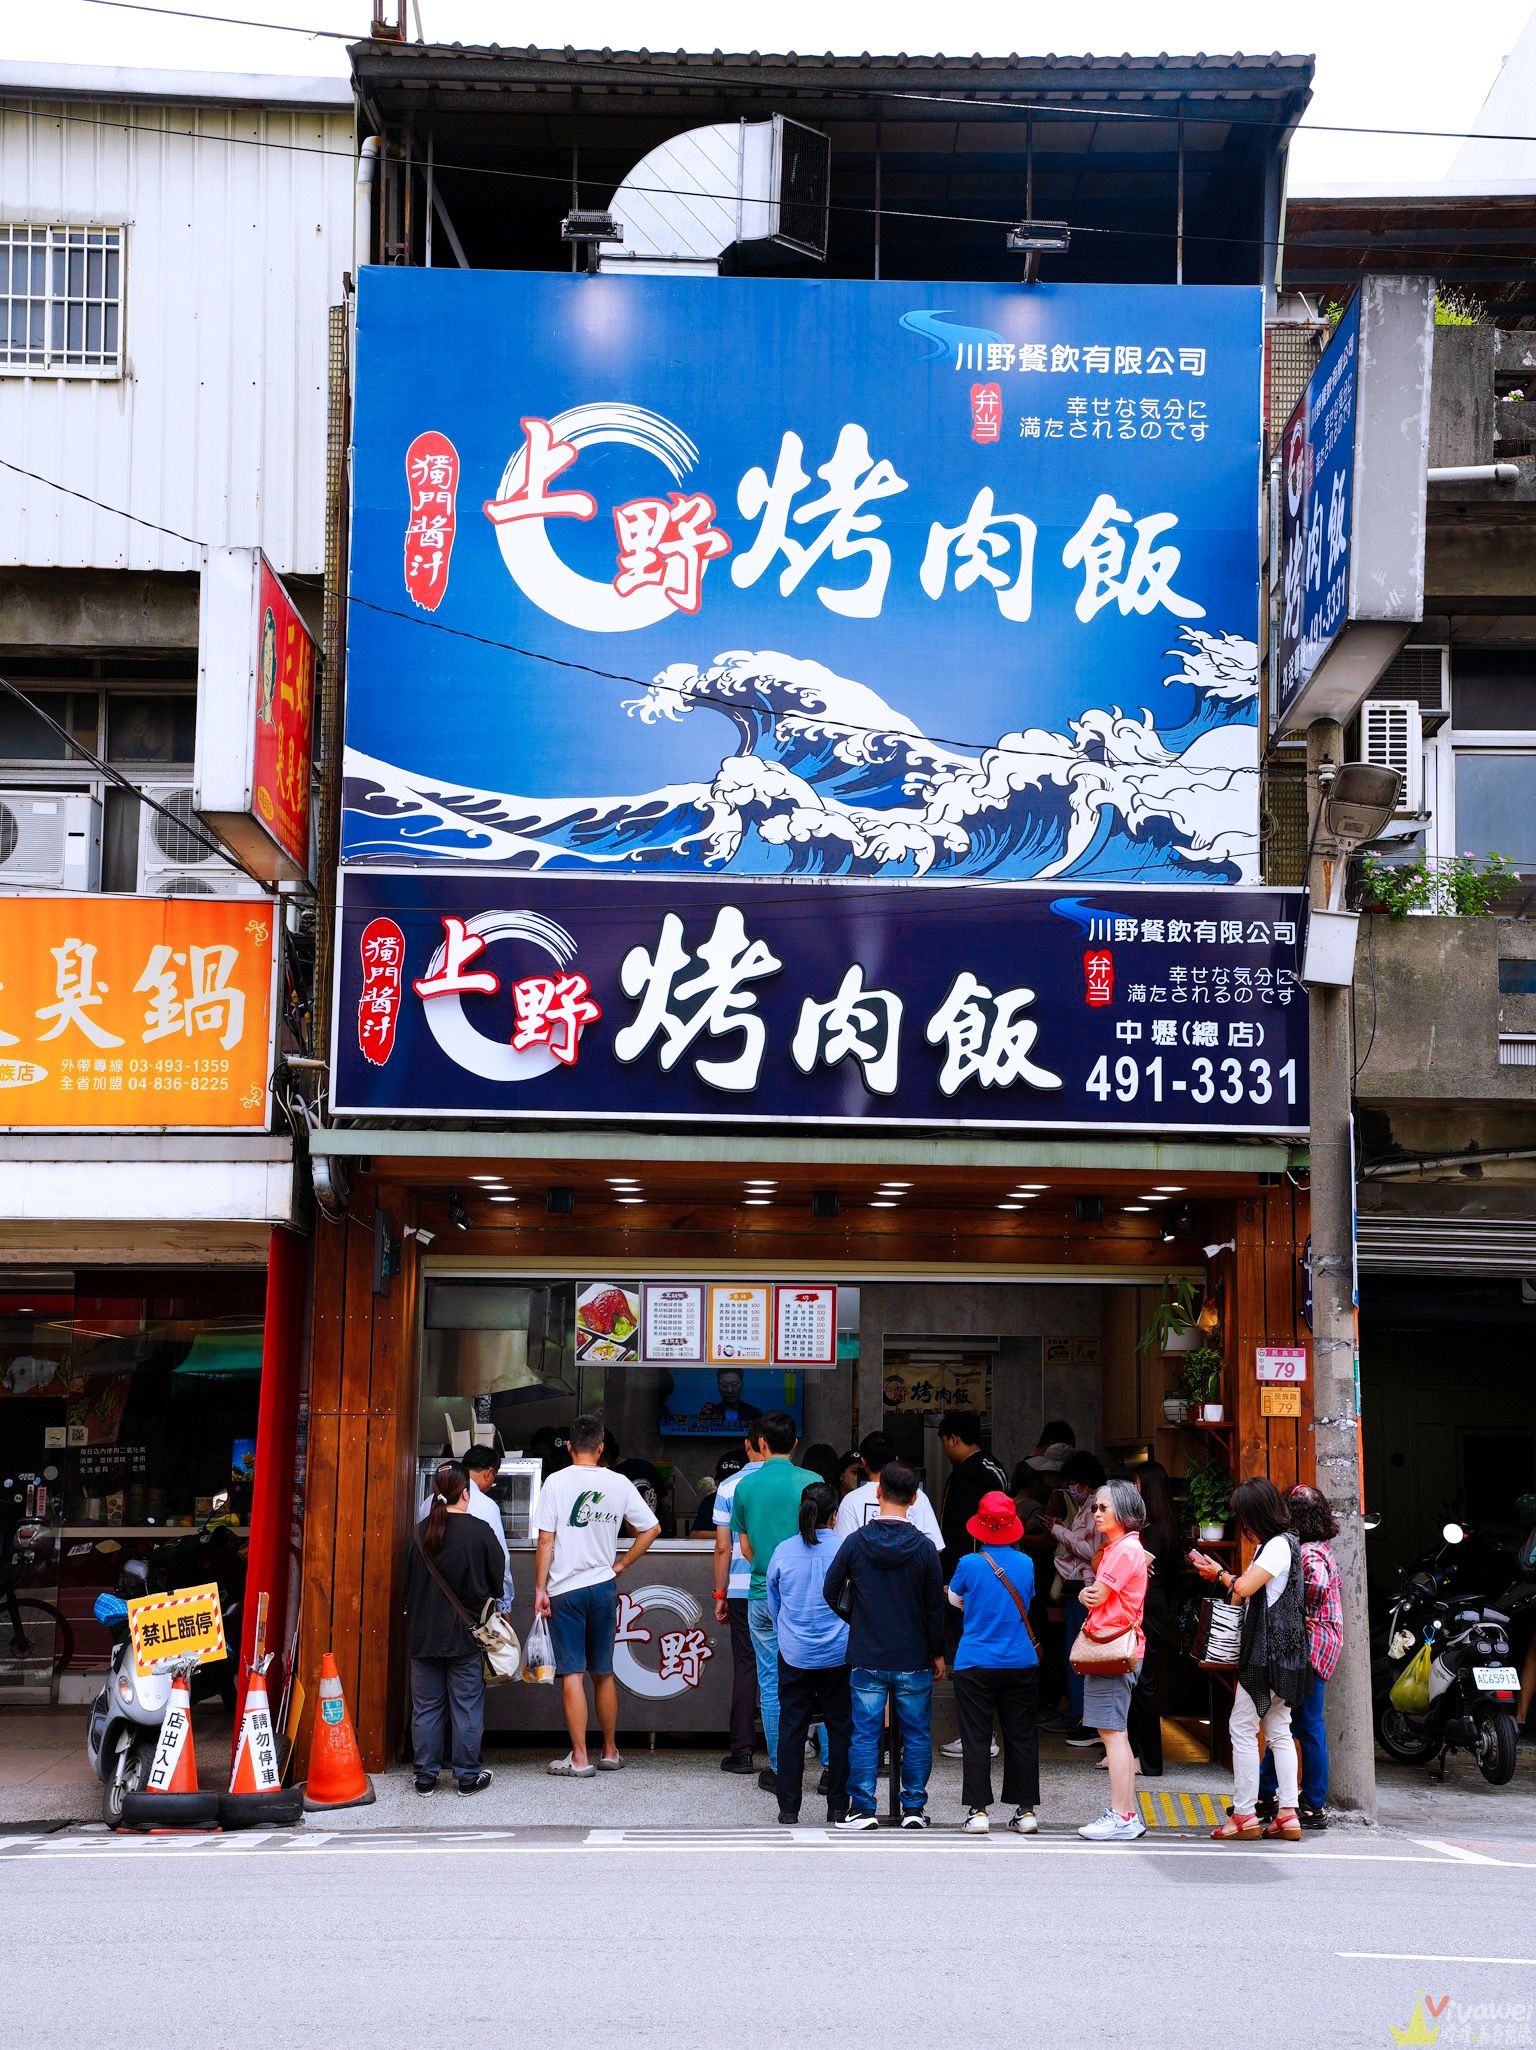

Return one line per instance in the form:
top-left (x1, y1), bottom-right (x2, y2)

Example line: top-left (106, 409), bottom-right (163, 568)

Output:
top-left (1360, 700), bottom-right (1424, 814)
top-left (136, 783), bottom-right (263, 897)
top-left (0, 791), bottom-right (102, 889)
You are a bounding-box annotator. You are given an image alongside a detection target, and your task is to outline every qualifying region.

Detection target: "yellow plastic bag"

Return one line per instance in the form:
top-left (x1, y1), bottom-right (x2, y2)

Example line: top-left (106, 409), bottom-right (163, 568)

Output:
top-left (1389, 1642), bottom-right (1433, 1714)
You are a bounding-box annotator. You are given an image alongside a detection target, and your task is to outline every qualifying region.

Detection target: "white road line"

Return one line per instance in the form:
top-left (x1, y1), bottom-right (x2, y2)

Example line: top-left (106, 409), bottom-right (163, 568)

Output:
top-left (1410, 1838), bottom-right (1503, 1865)
top-left (1340, 1953), bottom-right (1536, 1967)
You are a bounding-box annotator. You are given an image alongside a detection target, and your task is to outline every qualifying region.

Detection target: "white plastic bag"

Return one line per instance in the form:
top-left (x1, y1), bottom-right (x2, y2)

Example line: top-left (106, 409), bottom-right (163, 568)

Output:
top-left (521, 1614), bottom-right (555, 1685)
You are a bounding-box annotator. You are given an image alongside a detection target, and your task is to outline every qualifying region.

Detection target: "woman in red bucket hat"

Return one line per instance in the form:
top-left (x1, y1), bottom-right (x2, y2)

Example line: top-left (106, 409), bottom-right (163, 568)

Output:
top-left (945, 1490), bottom-right (1042, 1835)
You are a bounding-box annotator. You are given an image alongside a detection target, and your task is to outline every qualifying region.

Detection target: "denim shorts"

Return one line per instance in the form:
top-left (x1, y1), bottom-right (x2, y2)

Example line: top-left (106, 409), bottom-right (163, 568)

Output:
top-left (549, 1579), bottom-right (618, 1677)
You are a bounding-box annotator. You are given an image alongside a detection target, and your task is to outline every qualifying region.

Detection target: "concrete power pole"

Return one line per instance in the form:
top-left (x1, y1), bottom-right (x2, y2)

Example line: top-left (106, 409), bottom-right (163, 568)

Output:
top-left (1305, 716), bottom-right (1377, 1819)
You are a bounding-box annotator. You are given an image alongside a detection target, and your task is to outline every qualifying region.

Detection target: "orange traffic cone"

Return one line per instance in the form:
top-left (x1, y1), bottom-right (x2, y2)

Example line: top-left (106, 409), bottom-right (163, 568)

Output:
top-left (230, 1662), bottom-right (282, 1795)
top-left (119, 1668), bottom-right (220, 1831)
top-left (302, 1652), bottom-right (376, 1811)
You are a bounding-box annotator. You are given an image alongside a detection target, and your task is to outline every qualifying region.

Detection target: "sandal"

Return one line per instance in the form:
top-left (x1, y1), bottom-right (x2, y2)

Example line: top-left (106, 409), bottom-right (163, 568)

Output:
top-left (1263, 1809), bottom-right (1302, 1841)
top-left (1211, 1812), bottom-right (1261, 1840)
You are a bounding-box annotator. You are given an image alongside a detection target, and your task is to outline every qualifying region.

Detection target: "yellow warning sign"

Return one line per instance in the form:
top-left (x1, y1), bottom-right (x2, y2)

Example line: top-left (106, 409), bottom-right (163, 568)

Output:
top-left (128, 1581), bottom-right (227, 1674)
top-left (1261, 1386), bottom-right (1302, 1418)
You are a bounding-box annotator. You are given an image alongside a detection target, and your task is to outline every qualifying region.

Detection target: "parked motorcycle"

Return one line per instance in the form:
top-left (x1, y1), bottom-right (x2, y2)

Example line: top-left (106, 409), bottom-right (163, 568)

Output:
top-left (1372, 1522), bottom-right (1520, 1784)
top-left (85, 1579), bottom-right (173, 1826)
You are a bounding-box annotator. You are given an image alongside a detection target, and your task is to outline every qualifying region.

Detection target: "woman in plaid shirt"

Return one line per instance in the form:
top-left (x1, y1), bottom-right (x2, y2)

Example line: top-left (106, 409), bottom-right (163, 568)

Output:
top-left (1258, 1484), bottom-right (1342, 1830)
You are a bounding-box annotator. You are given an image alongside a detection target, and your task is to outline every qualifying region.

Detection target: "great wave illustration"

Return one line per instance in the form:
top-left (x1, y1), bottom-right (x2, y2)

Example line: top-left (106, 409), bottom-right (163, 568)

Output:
top-left (342, 626), bottom-right (1259, 883)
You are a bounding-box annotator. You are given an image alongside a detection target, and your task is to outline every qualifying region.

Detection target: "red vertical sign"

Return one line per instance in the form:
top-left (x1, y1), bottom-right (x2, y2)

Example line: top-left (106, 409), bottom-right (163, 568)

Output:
top-left (404, 431), bottom-right (459, 610)
top-left (358, 917), bottom-right (405, 1066)
top-left (252, 561), bottom-right (315, 875)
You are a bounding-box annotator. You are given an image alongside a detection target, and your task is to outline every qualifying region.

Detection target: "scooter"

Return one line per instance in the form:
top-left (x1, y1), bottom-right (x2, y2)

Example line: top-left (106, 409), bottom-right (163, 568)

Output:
top-left (85, 1562), bottom-right (172, 1826)
top-left (1372, 1522), bottom-right (1520, 1785)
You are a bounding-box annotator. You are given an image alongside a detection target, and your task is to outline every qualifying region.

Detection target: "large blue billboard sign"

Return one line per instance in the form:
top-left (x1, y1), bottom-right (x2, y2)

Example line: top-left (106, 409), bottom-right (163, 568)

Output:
top-left (345, 273), bottom-right (1263, 887)
top-left (334, 877), bottom-right (1306, 1134)
top-left (1275, 297), bottom-right (1359, 722)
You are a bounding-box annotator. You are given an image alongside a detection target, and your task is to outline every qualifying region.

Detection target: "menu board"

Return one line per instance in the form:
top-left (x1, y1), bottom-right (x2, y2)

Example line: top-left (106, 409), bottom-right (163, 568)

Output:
top-left (774, 1286), bottom-right (837, 1367)
top-left (574, 1281), bottom-right (640, 1364)
top-left (707, 1284), bottom-right (771, 1366)
top-left (641, 1283), bottom-right (704, 1364)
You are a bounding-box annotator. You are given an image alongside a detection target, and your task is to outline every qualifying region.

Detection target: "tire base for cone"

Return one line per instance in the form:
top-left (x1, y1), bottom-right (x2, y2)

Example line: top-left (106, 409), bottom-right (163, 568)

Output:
top-left (118, 1789), bottom-right (221, 1832)
top-left (302, 1775), bottom-right (376, 1813)
top-left (218, 1787), bottom-right (306, 1829)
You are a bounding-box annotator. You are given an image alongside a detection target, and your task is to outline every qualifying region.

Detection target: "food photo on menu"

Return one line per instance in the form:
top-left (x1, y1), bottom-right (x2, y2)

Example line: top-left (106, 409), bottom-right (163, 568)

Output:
top-left (574, 1282), bottom-right (641, 1363)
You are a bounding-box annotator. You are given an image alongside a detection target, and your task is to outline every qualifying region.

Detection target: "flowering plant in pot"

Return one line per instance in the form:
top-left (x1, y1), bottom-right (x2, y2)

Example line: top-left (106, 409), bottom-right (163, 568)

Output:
top-left (1184, 1456), bottom-right (1231, 1541)
top-left (1179, 1347), bottom-right (1225, 1423)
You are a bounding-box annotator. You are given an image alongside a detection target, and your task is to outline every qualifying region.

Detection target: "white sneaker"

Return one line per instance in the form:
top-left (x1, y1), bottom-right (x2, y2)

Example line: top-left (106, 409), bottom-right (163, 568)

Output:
top-left (1008, 1808), bottom-right (1038, 1835)
top-left (961, 1808), bottom-right (990, 1834)
top-left (941, 1737), bottom-right (997, 1759)
top-left (1077, 1809), bottom-right (1147, 1842)
top-left (835, 1812), bottom-right (879, 1832)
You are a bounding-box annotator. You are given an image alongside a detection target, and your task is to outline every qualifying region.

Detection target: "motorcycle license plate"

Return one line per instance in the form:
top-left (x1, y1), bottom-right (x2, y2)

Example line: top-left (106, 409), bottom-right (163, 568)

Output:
top-left (1473, 1665), bottom-right (1518, 1691)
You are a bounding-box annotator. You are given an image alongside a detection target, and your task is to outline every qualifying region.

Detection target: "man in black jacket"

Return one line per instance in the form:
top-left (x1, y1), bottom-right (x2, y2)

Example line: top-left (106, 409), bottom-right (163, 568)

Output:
top-left (823, 1462), bottom-right (946, 1831)
top-left (937, 1410), bottom-right (1010, 1564)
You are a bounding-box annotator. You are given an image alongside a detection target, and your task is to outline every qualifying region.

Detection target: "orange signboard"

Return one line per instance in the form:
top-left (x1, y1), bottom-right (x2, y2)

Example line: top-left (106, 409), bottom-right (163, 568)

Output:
top-left (253, 559), bottom-right (315, 874)
top-left (0, 896), bottom-right (277, 1129)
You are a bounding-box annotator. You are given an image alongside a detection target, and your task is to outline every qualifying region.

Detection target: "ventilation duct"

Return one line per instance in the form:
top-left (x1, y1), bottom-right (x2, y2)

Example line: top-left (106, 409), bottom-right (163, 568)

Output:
top-left (596, 115), bottom-right (830, 275)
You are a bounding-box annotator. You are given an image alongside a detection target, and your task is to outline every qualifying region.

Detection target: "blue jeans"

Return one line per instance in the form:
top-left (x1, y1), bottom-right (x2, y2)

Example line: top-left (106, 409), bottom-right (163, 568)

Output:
top-left (1260, 1670), bottom-right (1327, 1809)
top-left (847, 1667), bottom-right (933, 1818)
top-left (748, 1598), bottom-right (781, 1769)
top-left (1063, 1586), bottom-right (1086, 1722)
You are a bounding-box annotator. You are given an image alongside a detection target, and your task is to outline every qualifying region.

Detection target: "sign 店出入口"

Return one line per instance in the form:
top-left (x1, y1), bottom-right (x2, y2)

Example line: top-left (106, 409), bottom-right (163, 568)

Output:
top-left (331, 874), bottom-right (1307, 1133)
top-left (0, 896), bottom-right (276, 1130)
top-left (344, 273), bottom-right (1264, 888)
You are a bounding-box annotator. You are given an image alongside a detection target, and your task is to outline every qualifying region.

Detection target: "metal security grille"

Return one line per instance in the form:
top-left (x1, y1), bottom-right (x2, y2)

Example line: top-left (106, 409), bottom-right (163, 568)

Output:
top-left (1357, 1215), bottom-right (1536, 1274)
top-left (1264, 322), bottom-right (1323, 458)
top-left (1261, 755), bottom-right (1309, 886)
top-left (0, 225), bottom-right (123, 375)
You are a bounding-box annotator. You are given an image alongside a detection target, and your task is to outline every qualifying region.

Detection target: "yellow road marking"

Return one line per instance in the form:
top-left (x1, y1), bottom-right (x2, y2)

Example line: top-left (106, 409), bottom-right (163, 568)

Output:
top-left (1136, 1790), bottom-right (1223, 1830)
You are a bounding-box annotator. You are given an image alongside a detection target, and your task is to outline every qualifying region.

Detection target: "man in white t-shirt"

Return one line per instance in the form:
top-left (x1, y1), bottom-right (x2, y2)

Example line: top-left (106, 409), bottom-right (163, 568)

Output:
top-left (709, 1438), bottom-right (764, 1772)
top-left (834, 1433), bottom-right (944, 1551)
top-left (534, 1413), bottom-right (660, 1777)
top-left (463, 1446), bottom-right (515, 1612)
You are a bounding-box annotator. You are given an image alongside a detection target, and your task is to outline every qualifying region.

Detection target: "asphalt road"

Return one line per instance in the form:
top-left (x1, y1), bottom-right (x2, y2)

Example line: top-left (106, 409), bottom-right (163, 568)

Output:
top-left (7, 1825), bottom-right (1536, 2049)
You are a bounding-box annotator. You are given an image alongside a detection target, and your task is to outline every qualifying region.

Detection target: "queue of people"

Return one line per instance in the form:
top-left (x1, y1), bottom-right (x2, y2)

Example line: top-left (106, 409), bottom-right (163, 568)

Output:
top-left (402, 1406), bottom-right (1343, 1837)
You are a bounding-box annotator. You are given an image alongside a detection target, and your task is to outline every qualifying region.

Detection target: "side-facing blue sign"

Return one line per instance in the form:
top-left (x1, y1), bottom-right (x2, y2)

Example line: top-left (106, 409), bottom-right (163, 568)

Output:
top-left (346, 272), bottom-right (1263, 886)
top-left (1275, 297), bottom-right (1359, 722)
top-left (334, 877), bottom-right (1306, 1133)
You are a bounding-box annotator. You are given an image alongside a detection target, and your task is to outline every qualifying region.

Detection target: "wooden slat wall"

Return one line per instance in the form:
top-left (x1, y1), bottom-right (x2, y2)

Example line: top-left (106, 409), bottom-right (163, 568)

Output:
top-left (1231, 1181), bottom-right (1314, 1504)
top-left (297, 1182), bottom-right (422, 1772)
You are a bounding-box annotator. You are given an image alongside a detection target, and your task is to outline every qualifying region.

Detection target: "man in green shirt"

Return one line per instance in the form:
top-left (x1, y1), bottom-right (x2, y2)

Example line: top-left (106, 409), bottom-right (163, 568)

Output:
top-left (731, 1411), bottom-right (815, 1795)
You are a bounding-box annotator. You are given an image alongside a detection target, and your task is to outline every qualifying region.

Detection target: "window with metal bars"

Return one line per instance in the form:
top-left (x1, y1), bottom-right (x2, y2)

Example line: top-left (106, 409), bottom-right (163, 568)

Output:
top-left (0, 225), bottom-right (123, 375)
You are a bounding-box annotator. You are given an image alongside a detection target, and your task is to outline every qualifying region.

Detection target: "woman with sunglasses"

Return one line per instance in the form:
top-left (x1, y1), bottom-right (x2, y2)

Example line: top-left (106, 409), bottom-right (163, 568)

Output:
top-left (1075, 1480), bottom-right (1150, 1843)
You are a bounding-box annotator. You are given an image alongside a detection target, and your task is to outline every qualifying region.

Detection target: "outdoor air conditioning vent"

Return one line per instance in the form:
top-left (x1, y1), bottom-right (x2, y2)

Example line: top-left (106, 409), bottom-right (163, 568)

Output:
top-left (1359, 700), bottom-right (1424, 815)
top-left (1367, 645), bottom-right (1449, 730)
top-left (597, 114), bottom-right (831, 270)
top-left (136, 783), bottom-right (263, 897)
top-left (0, 790), bottom-right (102, 889)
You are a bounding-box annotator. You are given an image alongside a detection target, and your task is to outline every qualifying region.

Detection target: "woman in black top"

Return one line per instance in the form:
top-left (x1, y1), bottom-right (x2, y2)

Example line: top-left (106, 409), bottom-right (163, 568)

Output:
top-left (1124, 1459), bottom-right (1179, 1778)
top-left (404, 1462), bottom-right (503, 1796)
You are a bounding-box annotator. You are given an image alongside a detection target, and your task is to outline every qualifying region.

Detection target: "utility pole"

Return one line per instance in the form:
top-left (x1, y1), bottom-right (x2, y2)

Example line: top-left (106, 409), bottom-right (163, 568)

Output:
top-left (1306, 715), bottom-right (1376, 1819)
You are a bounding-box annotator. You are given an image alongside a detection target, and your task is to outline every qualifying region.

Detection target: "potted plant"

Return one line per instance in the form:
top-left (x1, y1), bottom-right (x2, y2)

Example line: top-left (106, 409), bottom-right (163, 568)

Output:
top-left (1180, 1347), bottom-right (1225, 1423)
top-left (1161, 1386), bottom-right (1189, 1425)
top-left (1139, 1275), bottom-right (1203, 1355)
top-left (1185, 1456), bottom-right (1231, 1541)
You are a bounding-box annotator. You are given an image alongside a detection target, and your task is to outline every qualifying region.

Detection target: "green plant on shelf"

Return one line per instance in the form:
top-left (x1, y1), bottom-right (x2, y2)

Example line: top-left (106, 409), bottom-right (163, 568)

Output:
top-left (1183, 1455), bottom-right (1231, 1534)
top-left (1360, 850), bottom-right (1517, 921)
top-left (1138, 1275), bottom-right (1203, 1353)
top-left (1179, 1347), bottom-right (1224, 1408)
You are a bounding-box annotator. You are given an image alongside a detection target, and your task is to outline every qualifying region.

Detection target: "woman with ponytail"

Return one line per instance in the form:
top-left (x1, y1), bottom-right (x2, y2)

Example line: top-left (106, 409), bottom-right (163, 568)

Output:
top-left (404, 1460), bottom-right (504, 1796)
top-left (765, 1482), bottom-right (851, 1824)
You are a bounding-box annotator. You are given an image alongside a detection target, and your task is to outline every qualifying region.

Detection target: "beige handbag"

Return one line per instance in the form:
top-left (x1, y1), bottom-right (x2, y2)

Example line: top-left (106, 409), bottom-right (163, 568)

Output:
top-left (1068, 1613), bottom-right (1140, 1676)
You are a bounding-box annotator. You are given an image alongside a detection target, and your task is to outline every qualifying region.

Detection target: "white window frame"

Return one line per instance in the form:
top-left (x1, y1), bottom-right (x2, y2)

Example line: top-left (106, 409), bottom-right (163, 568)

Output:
top-left (0, 224), bottom-right (125, 378)
top-left (1424, 723), bottom-right (1536, 876)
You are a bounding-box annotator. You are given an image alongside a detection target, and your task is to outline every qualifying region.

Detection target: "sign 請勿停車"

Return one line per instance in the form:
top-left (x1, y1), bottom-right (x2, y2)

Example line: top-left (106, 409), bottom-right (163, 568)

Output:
top-left (0, 897), bottom-right (277, 1131)
top-left (331, 876), bottom-right (1306, 1133)
top-left (128, 1581), bottom-right (226, 1676)
top-left (1256, 1345), bottom-right (1308, 1382)
top-left (343, 272), bottom-right (1264, 890)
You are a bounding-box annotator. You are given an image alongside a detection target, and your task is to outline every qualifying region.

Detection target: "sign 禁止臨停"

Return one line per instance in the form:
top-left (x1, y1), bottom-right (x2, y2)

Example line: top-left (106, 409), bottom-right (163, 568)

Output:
top-left (0, 896), bottom-right (277, 1130)
top-left (344, 273), bottom-right (1264, 888)
top-left (128, 1580), bottom-right (226, 1676)
top-left (331, 875), bottom-right (1307, 1134)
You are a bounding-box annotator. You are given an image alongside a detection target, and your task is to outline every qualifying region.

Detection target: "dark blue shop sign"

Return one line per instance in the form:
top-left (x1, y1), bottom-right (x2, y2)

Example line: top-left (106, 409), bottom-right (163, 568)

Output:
top-left (333, 876), bottom-right (1307, 1135)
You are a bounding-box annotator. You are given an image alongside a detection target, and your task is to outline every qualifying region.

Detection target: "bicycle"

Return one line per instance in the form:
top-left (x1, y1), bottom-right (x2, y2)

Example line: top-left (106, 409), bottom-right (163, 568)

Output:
top-left (2, 1594), bottom-right (76, 1680)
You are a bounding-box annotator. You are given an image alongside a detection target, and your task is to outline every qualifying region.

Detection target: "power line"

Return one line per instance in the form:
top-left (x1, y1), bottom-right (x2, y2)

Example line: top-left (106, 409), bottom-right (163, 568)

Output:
top-left (67, 3), bottom-right (1536, 150)
top-left (0, 453), bottom-right (1265, 779)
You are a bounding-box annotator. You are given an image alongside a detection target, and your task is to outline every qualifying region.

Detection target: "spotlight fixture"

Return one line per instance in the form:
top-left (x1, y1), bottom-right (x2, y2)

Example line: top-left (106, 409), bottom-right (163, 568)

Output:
top-left (1075, 1195), bottom-right (1103, 1224)
top-left (1160, 1202), bottom-right (1198, 1242)
top-left (446, 1189), bottom-right (471, 1233)
top-left (561, 209), bottom-right (622, 243)
top-left (1006, 219), bottom-right (1071, 255)
top-left (812, 1190), bottom-right (840, 1219)
top-left (547, 1186), bottom-right (575, 1215)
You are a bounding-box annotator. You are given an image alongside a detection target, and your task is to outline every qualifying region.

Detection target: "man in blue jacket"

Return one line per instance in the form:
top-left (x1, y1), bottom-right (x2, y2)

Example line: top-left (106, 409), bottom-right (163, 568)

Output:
top-left (822, 1461), bottom-right (946, 1830)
